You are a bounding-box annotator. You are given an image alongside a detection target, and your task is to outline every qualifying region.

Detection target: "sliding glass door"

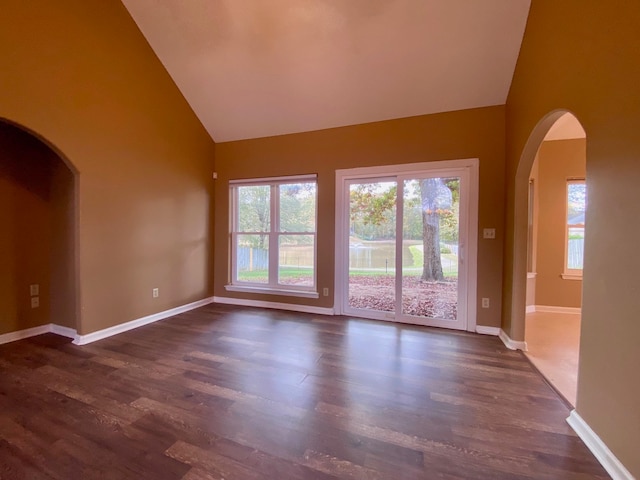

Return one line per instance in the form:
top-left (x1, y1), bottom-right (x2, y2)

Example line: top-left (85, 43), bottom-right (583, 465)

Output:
top-left (339, 162), bottom-right (476, 330)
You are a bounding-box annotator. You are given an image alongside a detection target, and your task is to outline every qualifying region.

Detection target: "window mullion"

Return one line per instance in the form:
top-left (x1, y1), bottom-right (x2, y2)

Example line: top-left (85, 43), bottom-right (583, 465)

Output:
top-left (269, 184), bottom-right (279, 286)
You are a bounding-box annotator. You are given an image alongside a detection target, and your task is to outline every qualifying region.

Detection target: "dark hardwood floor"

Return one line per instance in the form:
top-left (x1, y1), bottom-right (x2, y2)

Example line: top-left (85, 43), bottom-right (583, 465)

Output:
top-left (0, 304), bottom-right (608, 479)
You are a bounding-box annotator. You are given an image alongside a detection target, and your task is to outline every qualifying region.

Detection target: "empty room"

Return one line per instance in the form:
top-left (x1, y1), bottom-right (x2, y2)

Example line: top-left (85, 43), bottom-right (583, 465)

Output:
top-left (0, 1), bottom-right (638, 479)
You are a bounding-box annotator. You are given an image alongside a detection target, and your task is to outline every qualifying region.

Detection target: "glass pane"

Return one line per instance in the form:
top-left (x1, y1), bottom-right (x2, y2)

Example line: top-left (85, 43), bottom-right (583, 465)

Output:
top-left (567, 182), bottom-right (586, 270)
top-left (567, 227), bottom-right (584, 269)
top-left (348, 181), bottom-right (396, 312)
top-left (238, 185), bottom-right (270, 232)
top-left (402, 178), bottom-right (459, 320)
top-left (567, 182), bottom-right (586, 224)
top-left (279, 182), bottom-right (316, 232)
top-left (279, 235), bottom-right (315, 286)
top-left (236, 235), bottom-right (268, 283)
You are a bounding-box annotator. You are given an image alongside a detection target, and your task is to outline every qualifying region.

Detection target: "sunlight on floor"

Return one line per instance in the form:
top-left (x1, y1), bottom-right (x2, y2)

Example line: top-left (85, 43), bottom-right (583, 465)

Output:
top-left (525, 311), bottom-right (581, 406)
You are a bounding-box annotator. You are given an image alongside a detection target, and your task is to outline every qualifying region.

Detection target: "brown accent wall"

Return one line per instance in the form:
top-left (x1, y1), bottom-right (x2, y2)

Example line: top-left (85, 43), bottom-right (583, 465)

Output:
top-left (215, 106), bottom-right (506, 328)
top-left (0, 1), bottom-right (216, 335)
top-left (505, 1), bottom-right (640, 475)
top-left (535, 139), bottom-right (585, 308)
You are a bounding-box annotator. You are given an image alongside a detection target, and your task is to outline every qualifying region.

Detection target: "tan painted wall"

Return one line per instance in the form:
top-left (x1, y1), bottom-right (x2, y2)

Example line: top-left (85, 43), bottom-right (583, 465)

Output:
top-left (0, 121), bottom-right (77, 334)
top-left (0, 125), bottom-right (54, 334)
top-left (49, 156), bottom-right (77, 329)
top-left (215, 106), bottom-right (506, 328)
top-left (0, 1), bottom-right (216, 335)
top-left (525, 154), bottom-right (539, 307)
top-left (535, 139), bottom-right (585, 308)
top-left (505, 1), bottom-right (640, 475)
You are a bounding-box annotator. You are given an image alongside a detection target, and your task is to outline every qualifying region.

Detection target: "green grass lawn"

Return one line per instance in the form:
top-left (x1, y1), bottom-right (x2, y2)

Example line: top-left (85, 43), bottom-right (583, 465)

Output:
top-left (238, 257), bottom-right (457, 282)
top-left (238, 267), bottom-right (313, 282)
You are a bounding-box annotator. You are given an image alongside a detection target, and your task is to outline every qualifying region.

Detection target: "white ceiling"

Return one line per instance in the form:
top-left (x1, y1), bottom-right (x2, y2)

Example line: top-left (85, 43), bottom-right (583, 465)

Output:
top-left (122, 0), bottom-right (531, 142)
top-left (544, 113), bottom-right (587, 141)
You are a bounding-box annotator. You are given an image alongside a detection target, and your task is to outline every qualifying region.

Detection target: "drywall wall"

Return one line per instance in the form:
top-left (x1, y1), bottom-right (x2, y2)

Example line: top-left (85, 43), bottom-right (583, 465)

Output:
top-left (535, 139), bottom-right (585, 308)
top-left (505, 0), bottom-right (640, 475)
top-left (215, 106), bottom-right (506, 328)
top-left (49, 156), bottom-right (76, 329)
top-left (0, 0), bottom-right (216, 335)
top-left (0, 124), bottom-right (54, 334)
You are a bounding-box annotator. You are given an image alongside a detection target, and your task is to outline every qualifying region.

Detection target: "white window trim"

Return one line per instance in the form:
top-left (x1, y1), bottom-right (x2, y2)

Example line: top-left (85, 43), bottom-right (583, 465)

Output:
top-left (228, 174), bottom-right (318, 296)
top-left (224, 284), bottom-right (319, 298)
top-left (561, 273), bottom-right (582, 281)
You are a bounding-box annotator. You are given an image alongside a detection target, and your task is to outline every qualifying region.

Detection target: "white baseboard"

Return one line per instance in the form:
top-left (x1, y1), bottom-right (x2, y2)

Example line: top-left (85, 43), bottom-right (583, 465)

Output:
top-left (567, 410), bottom-right (634, 480)
top-left (0, 323), bottom-right (77, 345)
top-left (499, 329), bottom-right (528, 351)
top-left (50, 324), bottom-right (77, 339)
top-left (475, 326), bottom-right (500, 336)
top-left (72, 297), bottom-right (215, 346)
top-left (531, 305), bottom-right (581, 314)
top-left (0, 325), bottom-right (51, 345)
top-left (525, 305), bottom-right (536, 314)
top-left (212, 296), bottom-right (334, 316)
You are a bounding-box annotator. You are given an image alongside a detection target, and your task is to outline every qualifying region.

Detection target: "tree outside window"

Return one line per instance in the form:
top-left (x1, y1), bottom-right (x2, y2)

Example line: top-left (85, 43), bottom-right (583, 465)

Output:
top-left (230, 176), bottom-right (317, 292)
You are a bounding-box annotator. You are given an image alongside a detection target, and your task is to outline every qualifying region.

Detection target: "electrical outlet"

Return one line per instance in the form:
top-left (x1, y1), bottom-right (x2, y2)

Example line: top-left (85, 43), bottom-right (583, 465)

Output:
top-left (481, 297), bottom-right (490, 308)
top-left (483, 228), bottom-right (496, 239)
top-left (30, 284), bottom-right (39, 296)
top-left (152, 288), bottom-right (159, 298)
top-left (322, 288), bottom-right (329, 297)
top-left (31, 297), bottom-right (40, 308)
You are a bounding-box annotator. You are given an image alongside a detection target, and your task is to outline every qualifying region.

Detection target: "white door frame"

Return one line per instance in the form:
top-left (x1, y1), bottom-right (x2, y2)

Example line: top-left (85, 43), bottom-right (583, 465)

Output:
top-left (334, 159), bottom-right (479, 332)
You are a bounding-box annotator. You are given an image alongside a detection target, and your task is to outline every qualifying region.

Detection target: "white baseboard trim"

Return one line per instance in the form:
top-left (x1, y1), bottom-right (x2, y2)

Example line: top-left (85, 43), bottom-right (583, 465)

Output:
top-left (50, 324), bottom-right (77, 339)
top-left (567, 410), bottom-right (634, 480)
top-left (0, 325), bottom-right (50, 345)
top-left (212, 296), bottom-right (334, 316)
top-left (0, 323), bottom-right (78, 345)
top-left (499, 329), bottom-right (528, 351)
top-left (72, 297), bottom-right (215, 346)
top-left (475, 326), bottom-right (500, 336)
top-left (525, 305), bottom-right (536, 314)
top-left (532, 305), bottom-right (582, 314)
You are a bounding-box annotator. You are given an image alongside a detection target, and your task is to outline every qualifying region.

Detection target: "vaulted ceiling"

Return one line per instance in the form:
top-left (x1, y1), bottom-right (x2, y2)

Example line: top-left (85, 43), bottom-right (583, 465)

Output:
top-left (122, 0), bottom-right (531, 142)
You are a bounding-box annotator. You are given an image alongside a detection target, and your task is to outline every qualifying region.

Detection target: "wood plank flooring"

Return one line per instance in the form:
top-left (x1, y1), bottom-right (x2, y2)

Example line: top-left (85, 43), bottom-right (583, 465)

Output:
top-left (0, 304), bottom-right (608, 479)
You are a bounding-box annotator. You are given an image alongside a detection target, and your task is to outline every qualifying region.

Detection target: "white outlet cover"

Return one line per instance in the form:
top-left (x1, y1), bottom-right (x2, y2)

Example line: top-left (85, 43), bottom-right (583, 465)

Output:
top-left (30, 284), bottom-right (39, 296)
top-left (483, 228), bottom-right (496, 239)
top-left (31, 297), bottom-right (40, 308)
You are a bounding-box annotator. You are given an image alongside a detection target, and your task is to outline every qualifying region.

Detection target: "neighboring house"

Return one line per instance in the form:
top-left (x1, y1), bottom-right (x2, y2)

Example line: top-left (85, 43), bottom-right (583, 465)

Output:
top-left (0, 1), bottom-right (638, 477)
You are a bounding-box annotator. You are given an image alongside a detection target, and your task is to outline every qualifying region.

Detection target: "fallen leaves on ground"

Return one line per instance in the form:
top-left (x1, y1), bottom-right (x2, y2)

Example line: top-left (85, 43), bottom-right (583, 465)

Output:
top-left (348, 275), bottom-right (457, 320)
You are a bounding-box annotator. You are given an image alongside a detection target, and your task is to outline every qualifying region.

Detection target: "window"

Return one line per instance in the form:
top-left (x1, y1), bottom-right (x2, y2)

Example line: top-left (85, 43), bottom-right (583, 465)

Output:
top-left (564, 179), bottom-right (586, 278)
top-left (227, 175), bottom-right (318, 297)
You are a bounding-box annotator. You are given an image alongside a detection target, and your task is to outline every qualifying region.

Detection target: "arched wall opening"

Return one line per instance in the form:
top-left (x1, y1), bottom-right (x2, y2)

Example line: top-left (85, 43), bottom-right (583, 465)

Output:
top-left (523, 112), bottom-right (586, 406)
top-left (509, 109), bottom-right (586, 346)
top-left (0, 118), bottom-right (79, 337)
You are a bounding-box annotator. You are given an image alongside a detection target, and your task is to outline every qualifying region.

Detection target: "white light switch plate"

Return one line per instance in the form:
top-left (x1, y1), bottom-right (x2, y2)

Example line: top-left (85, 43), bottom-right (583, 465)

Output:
top-left (483, 228), bottom-right (496, 239)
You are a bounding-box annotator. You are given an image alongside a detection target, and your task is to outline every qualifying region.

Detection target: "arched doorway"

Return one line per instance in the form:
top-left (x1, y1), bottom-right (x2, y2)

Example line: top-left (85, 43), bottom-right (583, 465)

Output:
top-left (523, 112), bottom-right (586, 406)
top-left (0, 119), bottom-right (79, 339)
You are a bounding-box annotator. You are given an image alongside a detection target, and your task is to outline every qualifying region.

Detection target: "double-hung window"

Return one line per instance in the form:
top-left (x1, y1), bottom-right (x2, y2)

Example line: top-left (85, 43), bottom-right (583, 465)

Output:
top-left (564, 179), bottom-right (586, 278)
top-left (227, 175), bottom-right (318, 298)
